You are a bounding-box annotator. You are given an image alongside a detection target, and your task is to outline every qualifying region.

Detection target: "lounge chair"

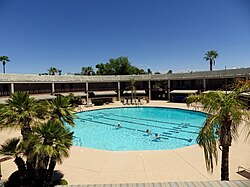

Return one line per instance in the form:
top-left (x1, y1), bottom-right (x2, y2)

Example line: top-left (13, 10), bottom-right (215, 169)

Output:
top-left (127, 98), bottom-right (131, 105)
top-left (135, 98), bottom-right (139, 106)
top-left (237, 166), bottom-right (250, 179)
top-left (139, 98), bottom-right (144, 105)
top-left (122, 99), bottom-right (127, 105)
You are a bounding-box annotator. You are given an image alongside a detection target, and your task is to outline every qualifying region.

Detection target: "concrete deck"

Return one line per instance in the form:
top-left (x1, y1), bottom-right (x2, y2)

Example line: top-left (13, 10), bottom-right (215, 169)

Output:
top-left (0, 101), bottom-right (250, 184)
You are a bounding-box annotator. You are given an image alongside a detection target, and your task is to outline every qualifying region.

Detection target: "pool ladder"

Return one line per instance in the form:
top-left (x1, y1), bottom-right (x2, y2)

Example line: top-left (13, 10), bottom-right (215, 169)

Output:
top-left (74, 137), bottom-right (83, 146)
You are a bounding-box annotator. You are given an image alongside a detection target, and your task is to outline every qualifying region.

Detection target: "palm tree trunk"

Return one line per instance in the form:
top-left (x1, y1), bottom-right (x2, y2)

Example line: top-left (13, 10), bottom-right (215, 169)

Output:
top-left (210, 60), bottom-right (213, 71)
top-left (3, 62), bottom-right (6, 74)
top-left (14, 156), bottom-right (27, 186)
top-left (221, 146), bottom-right (229, 180)
top-left (43, 157), bottom-right (56, 187)
top-left (21, 126), bottom-right (32, 141)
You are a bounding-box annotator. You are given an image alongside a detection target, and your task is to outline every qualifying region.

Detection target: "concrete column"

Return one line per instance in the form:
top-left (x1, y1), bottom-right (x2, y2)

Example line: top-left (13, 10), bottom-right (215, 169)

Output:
top-left (148, 80), bottom-right (151, 101)
top-left (11, 83), bottom-right (14, 94)
top-left (167, 80), bottom-right (171, 100)
top-left (117, 81), bottom-right (121, 101)
top-left (51, 82), bottom-right (55, 94)
top-left (86, 82), bottom-right (89, 102)
top-left (203, 78), bottom-right (206, 91)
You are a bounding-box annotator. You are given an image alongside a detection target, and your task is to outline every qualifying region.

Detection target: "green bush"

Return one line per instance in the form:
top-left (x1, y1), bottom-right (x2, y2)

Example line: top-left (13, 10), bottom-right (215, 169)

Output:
top-left (51, 178), bottom-right (68, 186)
top-left (92, 99), bottom-right (105, 106)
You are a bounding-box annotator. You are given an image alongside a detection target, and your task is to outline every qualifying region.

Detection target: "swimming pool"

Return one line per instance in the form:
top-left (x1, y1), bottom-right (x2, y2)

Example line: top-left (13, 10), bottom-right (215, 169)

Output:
top-left (71, 107), bottom-right (207, 151)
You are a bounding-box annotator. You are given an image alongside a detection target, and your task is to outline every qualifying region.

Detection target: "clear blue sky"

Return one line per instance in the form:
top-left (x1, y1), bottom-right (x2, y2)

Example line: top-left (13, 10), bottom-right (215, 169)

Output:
top-left (0, 0), bottom-right (250, 74)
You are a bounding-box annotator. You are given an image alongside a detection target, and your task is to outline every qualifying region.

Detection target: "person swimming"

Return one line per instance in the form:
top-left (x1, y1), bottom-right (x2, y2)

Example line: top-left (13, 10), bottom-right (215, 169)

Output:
top-left (154, 133), bottom-right (160, 139)
top-left (117, 123), bottom-right (121, 128)
top-left (146, 129), bottom-right (151, 134)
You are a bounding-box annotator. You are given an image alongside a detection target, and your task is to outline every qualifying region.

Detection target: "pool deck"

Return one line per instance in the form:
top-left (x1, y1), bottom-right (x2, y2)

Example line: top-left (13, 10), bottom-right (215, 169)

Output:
top-left (0, 101), bottom-right (250, 184)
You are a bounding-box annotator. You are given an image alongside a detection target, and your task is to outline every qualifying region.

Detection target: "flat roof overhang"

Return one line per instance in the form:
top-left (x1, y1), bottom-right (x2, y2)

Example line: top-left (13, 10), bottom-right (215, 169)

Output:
top-left (170, 90), bottom-right (198, 94)
top-left (92, 91), bottom-right (117, 96)
top-left (123, 90), bottom-right (146, 94)
top-left (58, 92), bottom-right (87, 97)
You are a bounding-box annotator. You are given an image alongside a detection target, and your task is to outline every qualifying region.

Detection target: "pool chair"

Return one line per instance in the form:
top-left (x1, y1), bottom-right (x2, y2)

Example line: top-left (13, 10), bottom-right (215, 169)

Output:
top-left (139, 98), bottom-right (144, 105)
top-left (131, 98), bottom-right (136, 105)
top-left (237, 166), bottom-right (250, 179)
top-left (127, 98), bottom-right (131, 105)
top-left (123, 98), bottom-right (127, 105)
top-left (135, 98), bottom-right (139, 106)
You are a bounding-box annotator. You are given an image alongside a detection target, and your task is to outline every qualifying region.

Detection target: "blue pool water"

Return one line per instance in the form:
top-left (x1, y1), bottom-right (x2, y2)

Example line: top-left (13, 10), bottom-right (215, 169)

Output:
top-left (71, 107), bottom-right (207, 151)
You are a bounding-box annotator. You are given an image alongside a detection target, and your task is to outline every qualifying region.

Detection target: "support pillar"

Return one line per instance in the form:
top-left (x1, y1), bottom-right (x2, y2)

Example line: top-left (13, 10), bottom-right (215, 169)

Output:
top-left (117, 81), bottom-right (120, 101)
top-left (167, 80), bottom-right (171, 100)
top-left (11, 83), bottom-right (14, 94)
top-left (148, 80), bottom-right (151, 101)
top-left (51, 82), bottom-right (55, 94)
top-left (203, 78), bottom-right (206, 91)
top-left (86, 82), bottom-right (89, 102)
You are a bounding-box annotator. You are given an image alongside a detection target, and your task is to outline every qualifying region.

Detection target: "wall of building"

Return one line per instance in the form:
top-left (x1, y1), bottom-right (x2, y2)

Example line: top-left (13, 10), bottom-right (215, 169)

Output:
top-left (14, 83), bottom-right (52, 94)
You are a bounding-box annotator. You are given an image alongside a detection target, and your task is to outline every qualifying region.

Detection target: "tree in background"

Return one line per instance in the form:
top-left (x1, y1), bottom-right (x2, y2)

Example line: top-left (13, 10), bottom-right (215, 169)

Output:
top-left (81, 66), bottom-right (95, 75)
top-left (204, 50), bottom-right (219, 71)
top-left (186, 80), bottom-right (250, 181)
top-left (147, 68), bottom-right (152, 74)
top-left (167, 70), bottom-right (172, 74)
top-left (58, 69), bottom-right (62, 75)
top-left (96, 57), bottom-right (146, 75)
top-left (0, 55), bottom-right (10, 74)
top-left (154, 71), bottom-right (161, 74)
top-left (48, 67), bottom-right (58, 75)
top-left (127, 78), bottom-right (136, 101)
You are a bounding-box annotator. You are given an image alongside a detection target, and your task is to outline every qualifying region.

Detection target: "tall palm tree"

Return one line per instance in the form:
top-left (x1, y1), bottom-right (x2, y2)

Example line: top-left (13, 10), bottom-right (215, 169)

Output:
top-left (48, 67), bottom-right (58, 75)
top-left (127, 78), bottom-right (136, 101)
top-left (0, 92), bottom-right (45, 140)
top-left (47, 95), bottom-right (76, 127)
top-left (204, 50), bottom-right (219, 71)
top-left (0, 55), bottom-right (10, 73)
top-left (186, 83), bottom-right (250, 181)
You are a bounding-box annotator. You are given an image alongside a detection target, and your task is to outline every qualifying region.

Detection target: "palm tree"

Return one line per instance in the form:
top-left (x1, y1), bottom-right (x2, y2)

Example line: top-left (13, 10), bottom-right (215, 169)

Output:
top-left (127, 78), bottom-right (136, 101)
top-left (47, 95), bottom-right (76, 127)
top-left (24, 120), bottom-right (73, 186)
top-left (204, 50), bottom-right (219, 71)
top-left (0, 121), bottom-right (73, 187)
top-left (0, 55), bottom-right (10, 73)
top-left (48, 67), bottom-right (58, 75)
top-left (0, 92), bottom-right (45, 140)
top-left (58, 69), bottom-right (62, 75)
top-left (0, 137), bottom-right (28, 186)
top-left (186, 82), bottom-right (250, 181)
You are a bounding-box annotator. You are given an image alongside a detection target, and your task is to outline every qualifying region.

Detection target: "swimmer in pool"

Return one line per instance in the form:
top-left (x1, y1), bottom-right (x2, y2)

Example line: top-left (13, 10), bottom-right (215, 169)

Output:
top-left (146, 129), bottom-right (151, 135)
top-left (154, 133), bottom-right (160, 139)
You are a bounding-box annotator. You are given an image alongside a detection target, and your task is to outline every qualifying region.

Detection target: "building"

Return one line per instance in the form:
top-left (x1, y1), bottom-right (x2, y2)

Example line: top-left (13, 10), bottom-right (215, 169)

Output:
top-left (0, 68), bottom-right (250, 103)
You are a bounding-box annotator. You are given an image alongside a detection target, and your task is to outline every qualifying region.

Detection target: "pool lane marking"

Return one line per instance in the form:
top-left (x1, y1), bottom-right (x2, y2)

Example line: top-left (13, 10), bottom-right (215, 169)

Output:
top-left (79, 117), bottom-right (193, 142)
top-left (85, 114), bottom-right (199, 135)
top-left (99, 112), bottom-right (201, 129)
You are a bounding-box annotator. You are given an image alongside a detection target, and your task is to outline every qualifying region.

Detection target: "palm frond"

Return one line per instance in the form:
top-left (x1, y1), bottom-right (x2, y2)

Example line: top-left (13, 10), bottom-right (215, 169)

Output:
top-left (0, 137), bottom-right (21, 156)
top-left (197, 118), bottom-right (218, 172)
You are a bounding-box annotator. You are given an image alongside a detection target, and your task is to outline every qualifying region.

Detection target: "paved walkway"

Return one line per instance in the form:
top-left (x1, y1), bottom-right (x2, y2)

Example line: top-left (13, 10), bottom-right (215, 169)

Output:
top-left (1, 101), bottom-right (250, 184)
